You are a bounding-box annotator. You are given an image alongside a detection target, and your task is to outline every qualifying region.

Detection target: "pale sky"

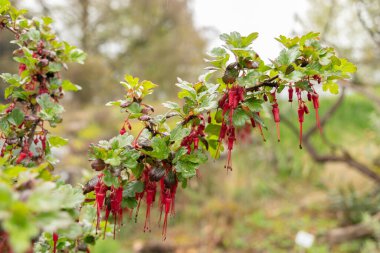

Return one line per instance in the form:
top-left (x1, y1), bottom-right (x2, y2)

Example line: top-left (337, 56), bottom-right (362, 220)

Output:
top-left (191, 0), bottom-right (310, 61)
top-left (20, 0), bottom-right (310, 61)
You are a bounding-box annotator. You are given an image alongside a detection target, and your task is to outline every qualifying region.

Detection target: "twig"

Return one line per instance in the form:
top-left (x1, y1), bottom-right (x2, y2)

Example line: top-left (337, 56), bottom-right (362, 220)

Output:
top-left (281, 89), bottom-right (380, 184)
top-left (245, 75), bottom-right (279, 92)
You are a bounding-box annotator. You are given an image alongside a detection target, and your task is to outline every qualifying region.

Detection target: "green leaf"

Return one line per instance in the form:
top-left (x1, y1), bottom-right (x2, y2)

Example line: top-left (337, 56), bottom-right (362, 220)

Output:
top-left (27, 28), bottom-right (40, 41)
top-left (48, 62), bottom-right (62, 72)
top-left (127, 102), bottom-right (141, 114)
top-left (140, 80), bottom-right (157, 97)
top-left (162, 101), bottom-right (180, 110)
top-left (36, 94), bottom-right (64, 123)
top-left (170, 125), bottom-right (190, 142)
top-left (69, 49), bottom-right (86, 64)
top-left (275, 35), bottom-right (300, 48)
top-left (147, 136), bottom-right (170, 160)
top-left (335, 58), bottom-right (357, 73)
top-left (205, 124), bottom-right (221, 136)
top-left (175, 150), bottom-right (207, 178)
top-left (105, 100), bottom-right (127, 107)
top-left (41, 16), bottom-right (53, 25)
top-left (103, 170), bottom-right (119, 187)
top-left (220, 31), bottom-right (244, 48)
top-left (123, 197), bottom-right (138, 209)
top-left (232, 108), bottom-right (250, 127)
top-left (105, 156), bottom-right (121, 167)
top-left (48, 135), bottom-right (68, 147)
top-left (0, 118), bottom-right (10, 134)
top-left (206, 47), bottom-right (230, 69)
top-left (176, 80), bottom-right (196, 96)
top-left (323, 80), bottom-right (339, 94)
top-left (61, 80), bottom-right (82, 91)
top-left (7, 108), bottom-right (24, 126)
top-left (299, 32), bottom-right (320, 47)
top-left (130, 163), bottom-right (144, 179)
top-left (175, 159), bottom-right (198, 178)
top-left (57, 184), bottom-right (84, 209)
top-left (243, 98), bottom-right (263, 112)
top-left (120, 149), bottom-right (140, 168)
top-left (277, 47), bottom-right (301, 66)
top-left (123, 181), bottom-right (144, 198)
top-left (0, 184), bottom-right (13, 210)
top-left (124, 75), bottom-right (139, 87)
top-left (241, 32), bottom-right (259, 47)
top-left (0, 0), bottom-right (11, 13)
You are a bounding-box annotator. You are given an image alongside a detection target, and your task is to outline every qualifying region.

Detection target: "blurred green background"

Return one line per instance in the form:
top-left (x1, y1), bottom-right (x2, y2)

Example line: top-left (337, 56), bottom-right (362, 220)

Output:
top-left (2, 0), bottom-right (380, 252)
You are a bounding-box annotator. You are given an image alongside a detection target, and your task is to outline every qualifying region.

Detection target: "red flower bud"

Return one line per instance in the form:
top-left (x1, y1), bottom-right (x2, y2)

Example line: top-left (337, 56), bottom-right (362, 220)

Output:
top-left (307, 92), bottom-right (312, 101)
top-left (53, 233), bottom-right (58, 253)
top-left (288, 85), bottom-right (294, 102)
top-left (119, 127), bottom-right (126, 135)
top-left (271, 103), bottom-right (281, 142)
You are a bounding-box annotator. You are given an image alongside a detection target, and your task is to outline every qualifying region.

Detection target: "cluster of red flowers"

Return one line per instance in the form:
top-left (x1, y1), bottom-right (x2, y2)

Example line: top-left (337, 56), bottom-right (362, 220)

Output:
top-left (290, 75), bottom-right (321, 148)
top-left (217, 84), bottom-right (245, 171)
top-left (93, 174), bottom-right (124, 239)
top-left (180, 115), bottom-right (205, 154)
top-left (135, 164), bottom-right (178, 240)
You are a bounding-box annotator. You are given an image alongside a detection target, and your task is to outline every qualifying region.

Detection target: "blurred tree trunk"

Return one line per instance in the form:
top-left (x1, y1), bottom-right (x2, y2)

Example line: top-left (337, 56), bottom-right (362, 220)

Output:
top-left (17, 0), bottom-right (207, 103)
top-left (79, 0), bottom-right (89, 51)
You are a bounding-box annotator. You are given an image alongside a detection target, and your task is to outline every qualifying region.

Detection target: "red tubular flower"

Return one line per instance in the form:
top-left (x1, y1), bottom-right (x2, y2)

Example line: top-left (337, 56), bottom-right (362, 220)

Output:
top-left (288, 85), bottom-right (294, 102)
top-left (228, 88), bottom-right (236, 108)
top-left (144, 183), bottom-right (157, 232)
top-left (39, 135), bottom-right (46, 151)
top-left (193, 137), bottom-right (199, 150)
top-left (303, 104), bottom-right (310, 114)
top-left (216, 122), bottom-right (228, 158)
top-left (162, 193), bottom-right (172, 240)
top-left (271, 103), bottom-right (281, 142)
top-left (218, 92), bottom-right (228, 108)
top-left (16, 152), bottom-right (27, 164)
top-left (110, 186), bottom-right (123, 239)
top-left (52, 233), bottom-right (58, 253)
top-left (298, 106), bottom-right (305, 149)
top-left (94, 174), bottom-right (107, 234)
top-left (237, 86), bottom-right (245, 102)
top-left (225, 126), bottom-right (235, 171)
top-left (18, 64), bottom-right (26, 76)
top-left (312, 93), bottom-right (321, 133)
